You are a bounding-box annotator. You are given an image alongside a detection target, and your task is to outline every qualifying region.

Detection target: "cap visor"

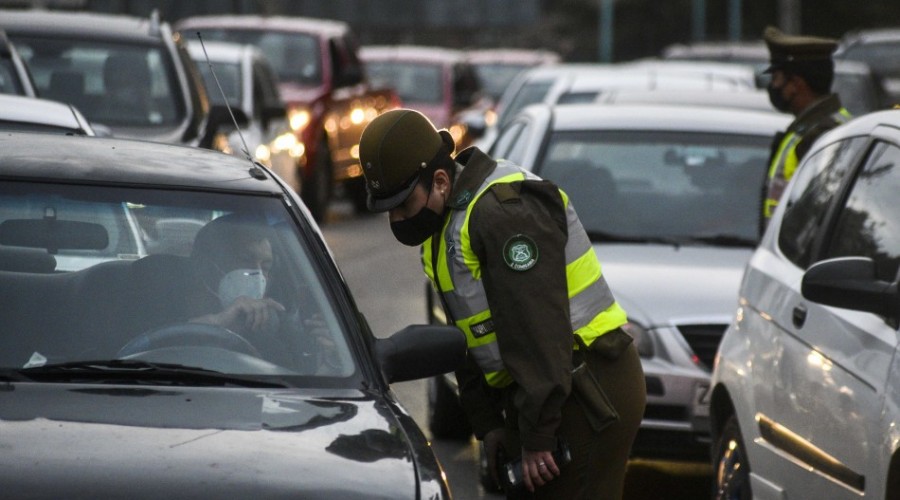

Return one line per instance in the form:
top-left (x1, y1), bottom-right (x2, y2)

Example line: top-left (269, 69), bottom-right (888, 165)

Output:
top-left (366, 178), bottom-right (419, 212)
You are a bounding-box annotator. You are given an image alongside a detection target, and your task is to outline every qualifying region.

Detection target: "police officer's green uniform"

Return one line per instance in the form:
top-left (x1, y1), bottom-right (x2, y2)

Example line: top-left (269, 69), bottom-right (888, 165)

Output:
top-left (762, 27), bottom-right (851, 223)
top-left (359, 109), bottom-right (646, 499)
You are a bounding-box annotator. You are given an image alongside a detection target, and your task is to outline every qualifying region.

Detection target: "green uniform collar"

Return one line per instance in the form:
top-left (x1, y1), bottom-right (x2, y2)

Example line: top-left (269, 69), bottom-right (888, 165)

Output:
top-left (789, 93), bottom-right (845, 135)
top-left (447, 147), bottom-right (498, 210)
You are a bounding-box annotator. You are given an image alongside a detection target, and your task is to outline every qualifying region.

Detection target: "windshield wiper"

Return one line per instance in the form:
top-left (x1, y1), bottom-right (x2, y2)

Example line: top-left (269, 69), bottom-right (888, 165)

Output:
top-left (686, 234), bottom-right (758, 248)
top-left (586, 230), bottom-right (685, 247)
top-left (17, 359), bottom-right (289, 388)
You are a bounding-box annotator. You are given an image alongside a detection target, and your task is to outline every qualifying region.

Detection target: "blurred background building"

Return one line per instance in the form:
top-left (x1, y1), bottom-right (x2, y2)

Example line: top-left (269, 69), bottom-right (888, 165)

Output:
top-left (4, 0), bottom-right (900, 63)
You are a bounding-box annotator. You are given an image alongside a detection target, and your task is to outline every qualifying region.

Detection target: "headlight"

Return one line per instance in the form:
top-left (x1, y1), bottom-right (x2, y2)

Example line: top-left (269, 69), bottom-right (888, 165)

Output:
top-left (288, 107), bottom-right (311, 131)
top-left (620, 321), bottom-right (654, 358)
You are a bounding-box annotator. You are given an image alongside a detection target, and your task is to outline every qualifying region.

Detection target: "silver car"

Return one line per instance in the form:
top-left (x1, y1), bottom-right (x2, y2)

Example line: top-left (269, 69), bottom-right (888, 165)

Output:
top-left (428, 103), bottom-right (790, 462)
top-left (711, 109), bottom-right (900, 499)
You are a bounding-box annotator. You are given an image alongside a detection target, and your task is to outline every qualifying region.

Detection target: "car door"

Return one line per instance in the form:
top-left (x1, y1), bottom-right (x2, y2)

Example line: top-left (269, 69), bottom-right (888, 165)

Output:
top-left (759, 133), bottom-right (899, 497)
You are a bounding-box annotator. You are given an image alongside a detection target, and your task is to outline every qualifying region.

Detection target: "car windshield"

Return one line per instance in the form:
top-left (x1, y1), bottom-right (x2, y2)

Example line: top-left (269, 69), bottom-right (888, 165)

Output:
top-left (13, 37), bottom-right (185, 128)
top-left (200, 29), bottom-right (322, 86)
top-left (0, 56), bottom-right (25, 95)
top-left (366, 61), bottom-right (443, 104)
top-left (536, 130), bottom-right (771, 244)
top-left (195, 60), bottom-right (241, 107)
top-left (0, 181), bottom-right (357, 385)
top-left (841, 41), bottom-right (900, 76)
top-left (497, 79), bottom-right (553, 128)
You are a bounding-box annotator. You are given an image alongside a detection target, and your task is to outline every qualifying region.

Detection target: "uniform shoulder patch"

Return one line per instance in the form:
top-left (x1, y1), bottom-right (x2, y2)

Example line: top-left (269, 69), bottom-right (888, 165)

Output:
top-left (489, 183), bottom-right (520, 203)
top-left (503, 234), bottom-right (539, 271)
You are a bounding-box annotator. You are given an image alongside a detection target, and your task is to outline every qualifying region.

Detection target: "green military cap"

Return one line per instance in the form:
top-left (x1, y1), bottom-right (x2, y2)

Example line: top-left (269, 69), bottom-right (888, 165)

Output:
top-left (359, 109), bottom-right (446, 212)
top-left (763, 26), bottom-right (837, 72)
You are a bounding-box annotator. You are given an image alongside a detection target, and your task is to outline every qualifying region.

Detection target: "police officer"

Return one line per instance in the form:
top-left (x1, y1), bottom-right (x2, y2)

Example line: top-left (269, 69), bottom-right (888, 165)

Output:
top-left (359, 109), bottom-right (645, 499)
top-left (762, 26), bottom-right (851, 225)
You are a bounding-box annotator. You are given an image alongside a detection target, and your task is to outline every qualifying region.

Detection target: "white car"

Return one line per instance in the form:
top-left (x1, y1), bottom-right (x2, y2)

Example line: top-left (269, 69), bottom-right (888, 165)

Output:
top-left (474, 61), bottom-right (760, 151)
top-left (428, 103), bottom-right (790, 463)
top-left (710, 109), bottom-right (900, 499)
top-left (0, 94), bottom-right (94, 135)
top-left (185, 40), bottom-right (300, 191)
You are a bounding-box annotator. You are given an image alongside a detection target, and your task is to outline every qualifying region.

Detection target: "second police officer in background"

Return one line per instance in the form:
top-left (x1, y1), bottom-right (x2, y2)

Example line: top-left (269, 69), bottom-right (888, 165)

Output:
top-left (762, 26), bottom-right (852, 226)
top-left (358, 108), bottom-right (645, 499)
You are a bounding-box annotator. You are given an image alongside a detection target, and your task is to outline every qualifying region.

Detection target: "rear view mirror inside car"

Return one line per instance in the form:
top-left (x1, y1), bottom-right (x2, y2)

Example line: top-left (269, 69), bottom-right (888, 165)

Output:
top-left (0, 218), bottom-right (108, 252)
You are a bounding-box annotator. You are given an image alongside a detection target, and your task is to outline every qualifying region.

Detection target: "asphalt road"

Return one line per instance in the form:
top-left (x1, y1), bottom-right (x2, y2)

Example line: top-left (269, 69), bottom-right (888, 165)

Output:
top-left (321, 203), bottom-right (713, 499)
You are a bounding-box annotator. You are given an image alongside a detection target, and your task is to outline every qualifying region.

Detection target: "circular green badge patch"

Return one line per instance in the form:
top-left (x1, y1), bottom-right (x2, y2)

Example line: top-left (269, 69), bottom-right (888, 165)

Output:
top-left (503, 234), bottom-right (539, 271)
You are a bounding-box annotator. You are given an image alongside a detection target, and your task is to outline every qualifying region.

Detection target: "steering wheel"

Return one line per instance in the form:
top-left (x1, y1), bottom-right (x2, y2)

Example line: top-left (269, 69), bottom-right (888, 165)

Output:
top-left (117, 322), bottom-right (262, 359)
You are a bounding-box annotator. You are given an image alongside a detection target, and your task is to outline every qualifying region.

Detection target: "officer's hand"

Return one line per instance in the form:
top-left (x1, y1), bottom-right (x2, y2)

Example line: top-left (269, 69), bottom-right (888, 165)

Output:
top-left (521, 447), bottom-right (559, 492)
top-left (482, 428), bottom-right (507, 489)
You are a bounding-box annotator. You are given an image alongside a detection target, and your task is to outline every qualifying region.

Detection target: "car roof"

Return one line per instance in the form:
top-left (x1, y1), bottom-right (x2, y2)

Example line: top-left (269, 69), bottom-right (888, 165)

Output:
top-left (176, 15), bottom-right (349, 38)
top-left (185, 39), bottom-right (257, 65)
top-left (812, 108), bottom-right (900, 145)
top-left (546, 103), bottom-right (791, 136)
top-left (465, 48), bottom-right (561, 65)
top-left (0, 95), bottom-right (94, 134)
top-left (600, 88), bottom-right (773, 112)
top-left (0, 133), bottom-right (283, 193)
top-left (360, 45), bottom-right (465, 63)
top-left (840, 28), bottom-right (900, 46)
top-left (0, 9), bottom-right (166, 43)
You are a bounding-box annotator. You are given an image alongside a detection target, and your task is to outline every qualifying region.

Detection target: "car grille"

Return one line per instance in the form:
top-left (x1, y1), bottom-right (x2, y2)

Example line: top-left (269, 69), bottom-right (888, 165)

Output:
top-left (677, 323), bottom-right (728, 371)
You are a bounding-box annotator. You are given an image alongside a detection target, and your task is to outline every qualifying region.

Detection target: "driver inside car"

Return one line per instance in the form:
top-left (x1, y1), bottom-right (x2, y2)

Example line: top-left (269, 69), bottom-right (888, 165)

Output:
top-left (188, 213), bottom-right (286, 336)
top-left (184, 213), bottom-right (338, 373)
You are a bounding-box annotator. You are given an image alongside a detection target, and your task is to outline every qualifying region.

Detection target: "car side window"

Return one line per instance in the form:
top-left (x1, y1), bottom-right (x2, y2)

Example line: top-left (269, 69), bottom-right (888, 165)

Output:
top-left (778, 137), bottom-right (866, 268)
top-left (822, 141), bottom-right (900, 280)
top-left (490, 120), bottom-right (526, 161)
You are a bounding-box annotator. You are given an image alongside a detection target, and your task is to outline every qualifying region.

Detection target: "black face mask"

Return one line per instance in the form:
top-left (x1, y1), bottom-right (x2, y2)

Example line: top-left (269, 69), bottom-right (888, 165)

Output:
top-left (390, 205), bottom-right (444, 246)
top-left (767, 82), bottom-right (791, 113)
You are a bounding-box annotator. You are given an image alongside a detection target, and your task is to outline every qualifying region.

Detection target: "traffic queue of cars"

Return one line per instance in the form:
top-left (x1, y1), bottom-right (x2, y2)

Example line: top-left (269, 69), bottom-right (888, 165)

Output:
top-left (3, 6), bottom-right (900, 497)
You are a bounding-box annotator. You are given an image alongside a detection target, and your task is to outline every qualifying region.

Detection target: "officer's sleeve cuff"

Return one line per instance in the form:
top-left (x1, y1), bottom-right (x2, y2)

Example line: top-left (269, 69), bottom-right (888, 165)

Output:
top-left (520, 431), bottom-right (557, 452)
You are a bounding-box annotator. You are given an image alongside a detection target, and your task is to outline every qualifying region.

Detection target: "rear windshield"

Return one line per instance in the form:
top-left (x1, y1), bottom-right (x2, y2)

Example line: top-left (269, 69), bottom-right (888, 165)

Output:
top-left (14, 37), bottom-right (185, 128)
top-left (200, 29), bottom-right (322, 86)
top-left (365, 61), bottom-right (443, 104)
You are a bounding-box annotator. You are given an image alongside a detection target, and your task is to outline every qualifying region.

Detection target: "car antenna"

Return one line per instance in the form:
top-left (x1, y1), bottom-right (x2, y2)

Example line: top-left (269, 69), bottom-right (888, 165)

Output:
top-left (195, 32), bottom-right (267, 180)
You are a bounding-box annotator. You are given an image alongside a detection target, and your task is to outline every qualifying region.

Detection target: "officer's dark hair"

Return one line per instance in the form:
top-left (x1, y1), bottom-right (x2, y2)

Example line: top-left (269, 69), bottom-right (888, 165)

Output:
top-left (785, 59), bottom-right (834, 95)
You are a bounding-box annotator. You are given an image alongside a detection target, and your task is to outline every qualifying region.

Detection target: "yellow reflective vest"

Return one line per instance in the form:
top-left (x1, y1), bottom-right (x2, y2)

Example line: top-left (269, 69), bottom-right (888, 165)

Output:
top-left (764, 98), bottom-right (851, 220)
top-left (423, 161), bottom-right (627, 388)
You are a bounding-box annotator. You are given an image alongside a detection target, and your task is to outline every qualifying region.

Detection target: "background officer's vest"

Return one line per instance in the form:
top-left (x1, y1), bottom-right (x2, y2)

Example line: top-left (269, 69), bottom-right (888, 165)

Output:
top-left (764, 107), bottom-right (851, 219)
top-left (423, 162), bottom-right (627, 388)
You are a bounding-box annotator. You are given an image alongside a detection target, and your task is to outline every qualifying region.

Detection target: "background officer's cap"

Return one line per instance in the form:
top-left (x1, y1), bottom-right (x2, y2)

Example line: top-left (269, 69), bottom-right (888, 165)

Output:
top-left (359, 109), bottom-right (449, 212)
top-left (763, 26), bottom-right (837, 73)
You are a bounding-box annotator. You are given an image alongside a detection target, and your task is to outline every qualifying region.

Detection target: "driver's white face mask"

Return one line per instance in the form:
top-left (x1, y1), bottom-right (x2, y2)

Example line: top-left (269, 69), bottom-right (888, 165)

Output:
top-left (217, 268), bottom-right (267, 308)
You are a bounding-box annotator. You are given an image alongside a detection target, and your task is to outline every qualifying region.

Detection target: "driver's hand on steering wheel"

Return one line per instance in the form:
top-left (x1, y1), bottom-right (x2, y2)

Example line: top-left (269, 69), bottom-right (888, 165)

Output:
top-left (194, 296), bottom-right (285, 334)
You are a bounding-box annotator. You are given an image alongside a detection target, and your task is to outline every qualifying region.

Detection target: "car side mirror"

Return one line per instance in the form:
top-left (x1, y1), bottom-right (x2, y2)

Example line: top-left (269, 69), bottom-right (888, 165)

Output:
top-left (458, 110), bottom-right (487, 138)
top-left (376, 325), bottom-right (466, 384)
top-left (801, 257), bottom-right (900, 322)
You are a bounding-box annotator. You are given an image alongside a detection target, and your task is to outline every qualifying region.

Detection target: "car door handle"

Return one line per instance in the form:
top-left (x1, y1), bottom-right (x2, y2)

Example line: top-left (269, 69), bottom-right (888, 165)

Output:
top-left (792, 305), bottom-right (807, 328)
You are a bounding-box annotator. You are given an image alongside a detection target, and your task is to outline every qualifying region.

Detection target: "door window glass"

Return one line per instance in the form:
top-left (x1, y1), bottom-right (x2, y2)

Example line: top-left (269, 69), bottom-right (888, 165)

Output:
top-left (824, 142), bottom-right (900, 280)
top-left (778, 137), bottom-right (865, 268)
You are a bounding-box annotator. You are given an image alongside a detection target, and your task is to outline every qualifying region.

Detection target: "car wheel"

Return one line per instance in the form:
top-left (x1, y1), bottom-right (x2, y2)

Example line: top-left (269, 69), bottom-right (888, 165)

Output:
top-left (427, 375), bottom-right (472, 441)
top-left (713, 415), bottom-right (752, 500)
top-left (301, 139), bottom-right (332, 224)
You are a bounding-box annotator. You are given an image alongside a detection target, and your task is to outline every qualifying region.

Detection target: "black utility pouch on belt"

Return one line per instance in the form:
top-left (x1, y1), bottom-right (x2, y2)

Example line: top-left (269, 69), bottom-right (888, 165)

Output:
top-left (571, 360), bottom-right (619, 433)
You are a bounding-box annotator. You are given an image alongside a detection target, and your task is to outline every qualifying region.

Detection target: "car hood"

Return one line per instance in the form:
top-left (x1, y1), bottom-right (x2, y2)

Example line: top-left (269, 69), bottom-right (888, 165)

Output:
top-left (0, 383), bottom-right (427, 499)
top-left (595, 243), bottom-right (752, 326)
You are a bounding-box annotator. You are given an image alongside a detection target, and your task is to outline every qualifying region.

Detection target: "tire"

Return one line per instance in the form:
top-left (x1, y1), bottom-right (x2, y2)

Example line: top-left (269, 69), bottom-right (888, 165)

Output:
top-left (427, 375), bottom-right (473, 441)
top-left (713, 415), bottom-right (752, 500)
top-left (301, 139), bottom-right (332, 224)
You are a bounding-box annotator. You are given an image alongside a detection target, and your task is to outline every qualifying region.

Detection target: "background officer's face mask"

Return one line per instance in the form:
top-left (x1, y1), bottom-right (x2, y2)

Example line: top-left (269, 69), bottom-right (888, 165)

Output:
top-left (767, 78), bottom-right (792, 113)
top-left (218, 268), bottom-right (267, 308)
top-left (391, 181), bottom-right (444, 246)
